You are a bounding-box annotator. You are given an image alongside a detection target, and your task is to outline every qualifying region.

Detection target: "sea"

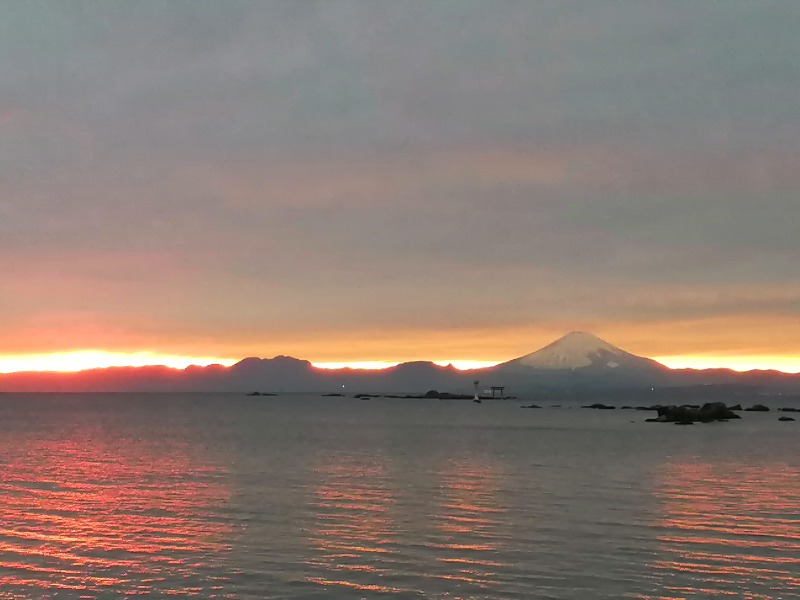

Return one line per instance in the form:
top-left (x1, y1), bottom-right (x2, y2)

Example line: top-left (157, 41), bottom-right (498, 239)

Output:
top-left (0, 393), bottom-right (798, 599)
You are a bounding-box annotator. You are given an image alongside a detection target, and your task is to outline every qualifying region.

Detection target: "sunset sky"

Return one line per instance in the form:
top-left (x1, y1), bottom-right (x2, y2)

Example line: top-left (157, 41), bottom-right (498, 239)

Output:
top-left (2, 2), bottom-right (800, 373)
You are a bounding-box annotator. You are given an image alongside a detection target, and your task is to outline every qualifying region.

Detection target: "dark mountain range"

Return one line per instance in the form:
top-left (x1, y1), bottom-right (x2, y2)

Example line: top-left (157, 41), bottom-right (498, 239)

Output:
top-left (1, 332), bottom-right (799, 400)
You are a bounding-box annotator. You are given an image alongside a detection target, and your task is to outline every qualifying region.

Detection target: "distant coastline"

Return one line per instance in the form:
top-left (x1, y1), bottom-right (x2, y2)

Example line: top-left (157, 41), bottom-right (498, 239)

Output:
top-left (1, 333), bottom-right (799, 397)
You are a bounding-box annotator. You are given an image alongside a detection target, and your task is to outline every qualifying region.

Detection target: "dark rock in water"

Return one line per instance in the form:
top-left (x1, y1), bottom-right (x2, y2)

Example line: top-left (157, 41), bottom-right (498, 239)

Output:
top-left (654, 405), bottom-right (690, 423)
top-left (521, 404), bottom-right (541, 409)
top-left (675, 420), bottom-right (694, 425)
top-left (420, 389), bottom-right (473, 400)
top-left (582, 403), bottom-right (615, 410)
top-left (621, 406), bottom-right (633, 410)
top-left (354, 393), bottom-right (379, 398)
top-left (778, 416), bottom-right (796, 422)
top-left (322, 393), bottom-right (344, 397)
top-left (745, 404), bottom-right (770, 412)
top-left (636, 405), bottom-right (662, 411)
top-left (729, 404), bottom-right (742, 411)
top-left (650, 402), bottom-right (740, 424)
top-left (779, 407), bottom-right (800, 412)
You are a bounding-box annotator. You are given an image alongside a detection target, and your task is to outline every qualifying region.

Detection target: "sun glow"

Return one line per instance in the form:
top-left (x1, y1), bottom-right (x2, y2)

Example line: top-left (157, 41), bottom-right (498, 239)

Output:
top-left (6, 350), bottom-right (798, 375)
top-left (0, 351), bottom-right (237, 373)
top-left (312, 361), bottom-right (400, 370)
top-left (312, 360), bottom-right (502, 371)
top-left (655, 355), bottom-right (800, 373)
top-left (434, 360), bottom-right (503, 370)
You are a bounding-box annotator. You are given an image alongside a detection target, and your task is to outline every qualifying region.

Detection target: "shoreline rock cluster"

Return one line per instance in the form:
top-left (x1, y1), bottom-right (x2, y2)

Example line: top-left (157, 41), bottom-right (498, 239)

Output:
top-left (646, 402), bottom-right (740, 424)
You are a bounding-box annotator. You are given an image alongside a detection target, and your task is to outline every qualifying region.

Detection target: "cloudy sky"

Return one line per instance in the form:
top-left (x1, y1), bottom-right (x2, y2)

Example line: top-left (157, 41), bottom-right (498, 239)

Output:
top-left (2, 1), bottom-right (799, 369)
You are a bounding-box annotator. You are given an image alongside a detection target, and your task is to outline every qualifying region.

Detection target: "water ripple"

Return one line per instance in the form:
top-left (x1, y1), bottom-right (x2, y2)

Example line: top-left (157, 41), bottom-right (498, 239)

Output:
top-left (646, 462), bottom-right (800, 598)
top-left (0, 434), bottom-right (233, 598)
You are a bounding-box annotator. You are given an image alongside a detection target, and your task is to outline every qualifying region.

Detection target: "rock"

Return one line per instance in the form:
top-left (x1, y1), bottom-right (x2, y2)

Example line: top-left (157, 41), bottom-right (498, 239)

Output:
top-left (521, 404), bottom-right (541, 409)
top-left (582, 403), bottom-right (616, 410)
top-left (729, 404), bottom-right (742, 411)
top-left (745, 404), bottom-right (770, 412)
top-left (655, 405), bottom-right (692, 422)
top-left (779, 416), bottom-right (795, 422)
top-left (779, 407), bottom-right (800, 412)
top-left (408, 390), bottom-right (474, 399)
top-left (651, 402), bottom-right (740, 424)
top-left (675, 420), bottom-right (694, 425)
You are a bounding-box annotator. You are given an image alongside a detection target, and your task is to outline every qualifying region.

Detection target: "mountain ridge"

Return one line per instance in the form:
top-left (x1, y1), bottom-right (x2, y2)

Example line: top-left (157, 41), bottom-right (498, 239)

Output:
top-left (0, 332), bottom-right (799, 395)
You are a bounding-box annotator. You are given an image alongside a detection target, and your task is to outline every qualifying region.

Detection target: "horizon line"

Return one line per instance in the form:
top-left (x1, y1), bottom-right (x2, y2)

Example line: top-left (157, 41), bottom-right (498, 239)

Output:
top-left (0, 349), bottom-right (799, 375)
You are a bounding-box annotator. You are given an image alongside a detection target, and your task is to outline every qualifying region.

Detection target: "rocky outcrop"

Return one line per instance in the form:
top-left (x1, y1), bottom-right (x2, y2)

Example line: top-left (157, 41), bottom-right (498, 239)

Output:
top-left (421, 389), bottom-right (473, 399)
top-left (646, 402), bottom-right (741, 424)
top-left (745, 404), bottom-right (770, 412)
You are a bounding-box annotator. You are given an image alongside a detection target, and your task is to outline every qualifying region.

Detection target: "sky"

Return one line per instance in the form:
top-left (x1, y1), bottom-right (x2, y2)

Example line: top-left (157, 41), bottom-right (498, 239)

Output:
top-left (2, 1), bottom-right (800, 372)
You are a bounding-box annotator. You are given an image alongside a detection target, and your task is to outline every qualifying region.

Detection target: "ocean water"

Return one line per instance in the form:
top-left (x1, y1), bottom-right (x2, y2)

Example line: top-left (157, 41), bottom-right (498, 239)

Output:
top-left (0, 394), bottom-right (798, 599)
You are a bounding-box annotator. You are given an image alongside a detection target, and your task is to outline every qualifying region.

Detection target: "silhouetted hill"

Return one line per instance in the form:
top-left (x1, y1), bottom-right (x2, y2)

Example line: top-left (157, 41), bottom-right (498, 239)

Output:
top-left (1, 333), bottom-right (799, 399)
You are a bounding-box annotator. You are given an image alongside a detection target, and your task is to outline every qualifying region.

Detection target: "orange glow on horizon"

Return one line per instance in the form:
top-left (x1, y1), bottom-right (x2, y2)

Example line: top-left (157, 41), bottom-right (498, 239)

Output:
top-left (655, 355), bottom-right (800, 373)
top-left (0, 349), bottom-right (799, 375)
top-left (312, 359), bottom-right (502, 371)
top-left (0, 351), bottom-right (237, 374)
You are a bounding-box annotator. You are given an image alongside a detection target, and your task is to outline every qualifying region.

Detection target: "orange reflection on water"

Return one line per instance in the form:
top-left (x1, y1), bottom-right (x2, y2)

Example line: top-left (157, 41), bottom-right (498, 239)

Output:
top-left (0, 435), bottom-right (233, 598)
top-left (430, 459), bottom-right (508, 588)
top-left (305, 457), bottom-right (406, 594)
top-left (648, 462), bottom-right (800, 599)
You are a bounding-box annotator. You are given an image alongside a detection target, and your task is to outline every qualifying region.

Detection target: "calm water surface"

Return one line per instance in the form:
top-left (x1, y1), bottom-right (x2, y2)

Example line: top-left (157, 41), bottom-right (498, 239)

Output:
top-left (0, 394), bottom-right (798, 599)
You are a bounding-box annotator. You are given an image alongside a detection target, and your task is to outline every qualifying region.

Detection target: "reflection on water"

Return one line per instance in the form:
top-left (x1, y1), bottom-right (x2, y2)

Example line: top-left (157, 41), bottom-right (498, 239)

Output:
top-left (3, 395), bottom-right (800, 599)
top-left (304, 456), bottom-right (409, 594)
top-left (429, 459), bottom-right (507, 591)
top-left (649, 462), bottom-right (800, 599)
top-left (304, 453), bottom-right (509, 597)
top-left (0, 431), bottom-right (232, 598)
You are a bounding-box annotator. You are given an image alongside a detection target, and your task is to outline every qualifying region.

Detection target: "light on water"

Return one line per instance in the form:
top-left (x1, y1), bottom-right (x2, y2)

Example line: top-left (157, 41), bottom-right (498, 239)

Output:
top-left (0, 394), bottom-right (798, 599)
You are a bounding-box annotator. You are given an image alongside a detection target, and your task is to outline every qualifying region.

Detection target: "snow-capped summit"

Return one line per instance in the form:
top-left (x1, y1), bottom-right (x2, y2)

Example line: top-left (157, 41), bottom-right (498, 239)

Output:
top-left (501, 331), bottom-right (665, 372)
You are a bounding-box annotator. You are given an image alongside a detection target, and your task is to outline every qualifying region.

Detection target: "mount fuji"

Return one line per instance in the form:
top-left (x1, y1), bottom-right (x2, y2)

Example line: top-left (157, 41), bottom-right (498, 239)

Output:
top-left (2, 331), bottom-right (799, 397)
top-left (500, 331), bottom-right (666, 373)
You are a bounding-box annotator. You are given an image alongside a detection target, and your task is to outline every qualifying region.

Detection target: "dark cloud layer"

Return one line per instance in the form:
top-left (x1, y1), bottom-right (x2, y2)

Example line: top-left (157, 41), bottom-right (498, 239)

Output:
top-left (1, 1), bottom-right (799, 361)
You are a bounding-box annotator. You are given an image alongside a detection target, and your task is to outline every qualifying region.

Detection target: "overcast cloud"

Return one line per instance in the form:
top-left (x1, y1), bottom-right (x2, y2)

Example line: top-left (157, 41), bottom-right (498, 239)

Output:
top-left (1, 1), bottom-right (799, 361)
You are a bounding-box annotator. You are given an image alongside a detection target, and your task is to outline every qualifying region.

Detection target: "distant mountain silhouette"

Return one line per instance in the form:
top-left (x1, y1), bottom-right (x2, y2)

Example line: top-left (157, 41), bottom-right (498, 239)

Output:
top-left (1, 332), bottom-right (799, 399)
top-left (500, 331), bottom-right (665, 372)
